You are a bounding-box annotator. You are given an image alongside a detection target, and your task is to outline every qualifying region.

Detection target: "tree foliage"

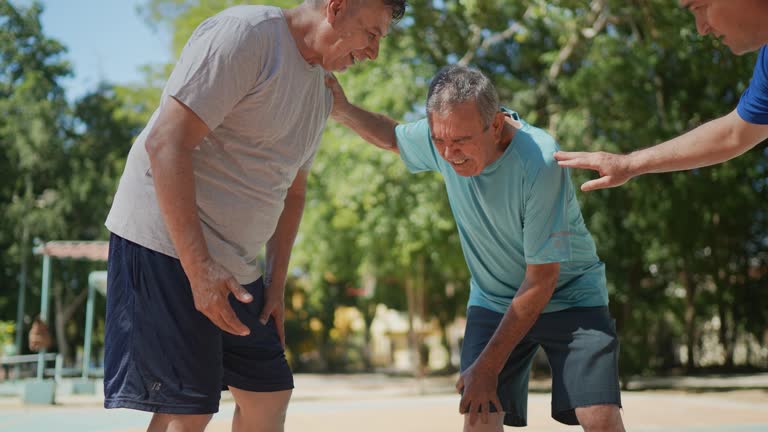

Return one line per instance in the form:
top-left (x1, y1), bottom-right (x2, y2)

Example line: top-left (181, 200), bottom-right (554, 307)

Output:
top-left (2, 0), bottom-right (765, 375)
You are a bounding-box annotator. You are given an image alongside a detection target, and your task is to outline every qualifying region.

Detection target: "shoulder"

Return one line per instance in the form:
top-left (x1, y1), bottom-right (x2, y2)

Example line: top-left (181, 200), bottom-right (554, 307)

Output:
top-left (396, 118), bottom-right (432, 143)
top-left (215, 5), bottom-right (284, 27)
top-left (198, 6), bottom-right (286, 45)
top-left (513, 123), bottom-right (560, 175)
top-left (758, 45), bottom-right (768, 73)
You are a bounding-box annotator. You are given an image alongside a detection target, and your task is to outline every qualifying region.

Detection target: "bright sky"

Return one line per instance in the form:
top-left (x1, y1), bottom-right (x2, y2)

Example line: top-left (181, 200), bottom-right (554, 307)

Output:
top-left (13, 0), bottom-right (171, 100)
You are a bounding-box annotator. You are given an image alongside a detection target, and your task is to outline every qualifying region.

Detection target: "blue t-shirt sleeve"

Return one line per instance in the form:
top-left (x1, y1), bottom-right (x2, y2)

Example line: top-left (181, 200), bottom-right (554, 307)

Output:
top-left (395, 118), bottom-right (440, 173)
top-left (737, 46), bottom-right (768, 125)
top-left (523, 154), bottom-right (573, 264)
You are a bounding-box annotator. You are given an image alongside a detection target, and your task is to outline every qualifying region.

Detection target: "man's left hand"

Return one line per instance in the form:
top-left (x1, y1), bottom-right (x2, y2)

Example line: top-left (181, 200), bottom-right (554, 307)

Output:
top-left (456, 360), bottom-right (503, 426)
top-left (259, 281), bottom-right (286, 348)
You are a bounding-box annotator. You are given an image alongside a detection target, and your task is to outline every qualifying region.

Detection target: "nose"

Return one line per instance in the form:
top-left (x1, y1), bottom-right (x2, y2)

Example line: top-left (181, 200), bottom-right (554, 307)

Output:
top-left (443, 144), bottom-right (460, 160)
top-left (355, 39), bottom-right (380, 62)
top-left (694, 12), bottom-right (711, 36)
top-left (367, 38), bottom-right (380, 60)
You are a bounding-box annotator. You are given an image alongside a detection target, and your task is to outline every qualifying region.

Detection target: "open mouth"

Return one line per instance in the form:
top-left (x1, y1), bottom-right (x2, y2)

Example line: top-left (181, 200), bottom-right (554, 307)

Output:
top-left (451, 159), bottom-right (468, 165)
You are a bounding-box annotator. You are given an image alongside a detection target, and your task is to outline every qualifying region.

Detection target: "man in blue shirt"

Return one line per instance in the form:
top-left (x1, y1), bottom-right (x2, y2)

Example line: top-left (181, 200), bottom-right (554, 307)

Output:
top-left (554, 0), bottom-right (768, 190)
top-left (327, 66), bottom-right (624, 431)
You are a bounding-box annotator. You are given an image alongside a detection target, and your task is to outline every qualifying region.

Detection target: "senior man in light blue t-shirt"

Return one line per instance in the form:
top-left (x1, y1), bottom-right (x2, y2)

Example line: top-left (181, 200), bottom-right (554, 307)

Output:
top-left (326, 65), bottom-right (624, 432)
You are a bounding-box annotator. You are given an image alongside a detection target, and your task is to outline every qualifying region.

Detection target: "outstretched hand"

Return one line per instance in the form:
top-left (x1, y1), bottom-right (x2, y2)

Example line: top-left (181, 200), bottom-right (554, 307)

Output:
top-left (553, 151), bottom-right (633, 191)
top-left (324, 73), bottom-right (349, 119)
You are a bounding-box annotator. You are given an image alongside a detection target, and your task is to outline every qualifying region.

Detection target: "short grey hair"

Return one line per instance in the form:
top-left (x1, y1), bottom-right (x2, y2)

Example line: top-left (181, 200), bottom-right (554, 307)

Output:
top-left (426, 65), bottom-right (499, 128)
top-left (309, 0), bottom-right (406, 21)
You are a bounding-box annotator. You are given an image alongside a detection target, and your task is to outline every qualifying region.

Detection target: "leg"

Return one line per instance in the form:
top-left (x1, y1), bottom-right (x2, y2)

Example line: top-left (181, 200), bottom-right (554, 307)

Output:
top-left (147, 413), bottom-right (213, 432)
top-left (230, 387), bottom-right (292, 432)
top-left (103, 234), bottom-right (223, 420)
top-left (534, 306), bottom-right (622, 427)
top-left (575, 404), bottom-right (625, 432)
top-left (222, 279), bottom-right (295, 432)
top-left (463, 412), bottom-right (504, 432)
top-left (460, 307), bottom-right (539, 429)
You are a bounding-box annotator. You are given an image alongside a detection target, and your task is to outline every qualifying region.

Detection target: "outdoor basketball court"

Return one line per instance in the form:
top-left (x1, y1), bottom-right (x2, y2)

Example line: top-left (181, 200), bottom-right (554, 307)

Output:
top-left (0, 374), bottom-right (766, 432)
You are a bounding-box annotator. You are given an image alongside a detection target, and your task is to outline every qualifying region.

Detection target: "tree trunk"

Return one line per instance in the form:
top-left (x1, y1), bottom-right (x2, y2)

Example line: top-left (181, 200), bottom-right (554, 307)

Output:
top-left (53, 280), bottom-right (89, 365)
top-left (438, 316), bottom-right (453, 370)
top-left (360, 300), bottom-right (376, 372)
top-left (405, 275), bottom-right (420, 378)
top-left (682, 260), bottom-right (697, 372)
top-left (718, 305), bottom-right (734, 369)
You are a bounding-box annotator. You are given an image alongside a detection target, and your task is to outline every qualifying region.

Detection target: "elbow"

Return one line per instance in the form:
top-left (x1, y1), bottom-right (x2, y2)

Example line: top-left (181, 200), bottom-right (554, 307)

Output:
top-left (385, 139), bottom-right (400, 154)
top-left (144, 130), bottom-right (162, 162)
top-left (384, 129), bottom-right (400, 154)
top-left (528, 262), bottom-right (560, 293)
top-left (144, 127), bottom-right (179, 164)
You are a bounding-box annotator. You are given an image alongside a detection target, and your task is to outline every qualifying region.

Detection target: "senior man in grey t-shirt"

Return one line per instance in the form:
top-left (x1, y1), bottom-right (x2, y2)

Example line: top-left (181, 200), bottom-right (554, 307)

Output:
top-left (102, 1), bottom-right (406, 431)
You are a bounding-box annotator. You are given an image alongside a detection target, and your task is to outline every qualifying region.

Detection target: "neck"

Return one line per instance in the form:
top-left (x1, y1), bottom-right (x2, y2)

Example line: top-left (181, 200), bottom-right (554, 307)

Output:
top-left (497, 113), bottom-right (522, 153)
top-left (283, 3), bottom-right (323, 65)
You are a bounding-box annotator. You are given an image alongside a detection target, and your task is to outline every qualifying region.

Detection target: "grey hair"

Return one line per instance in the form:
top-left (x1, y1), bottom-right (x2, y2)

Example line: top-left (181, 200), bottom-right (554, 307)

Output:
top-left (309, 0), bottom-right (406, 21)
top-left (426, 65), bottom-right (499, 128)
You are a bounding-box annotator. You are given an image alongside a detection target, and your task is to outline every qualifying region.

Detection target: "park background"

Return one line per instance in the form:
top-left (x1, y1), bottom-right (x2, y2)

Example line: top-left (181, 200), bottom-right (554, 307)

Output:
top-left (1, 1), bottom-right (767, 429)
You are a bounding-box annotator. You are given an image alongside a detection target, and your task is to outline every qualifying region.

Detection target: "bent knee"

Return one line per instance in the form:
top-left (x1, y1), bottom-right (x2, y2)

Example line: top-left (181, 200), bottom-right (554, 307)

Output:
top-left (232, 388), bottom-right (292, 424)
top-left (149, 413), bottom-right (213, 432)
top-left (462, 412), bottom-right (505, 432)
top-left (575, 404), bottom-right (624, 432)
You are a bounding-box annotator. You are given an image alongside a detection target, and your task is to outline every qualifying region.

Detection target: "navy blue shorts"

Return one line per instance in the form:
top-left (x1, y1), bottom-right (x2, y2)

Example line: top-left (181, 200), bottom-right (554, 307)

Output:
top-left (103, 234), bottom-right (293, 414)
top-left (461, 306), bottom-right (621, 427)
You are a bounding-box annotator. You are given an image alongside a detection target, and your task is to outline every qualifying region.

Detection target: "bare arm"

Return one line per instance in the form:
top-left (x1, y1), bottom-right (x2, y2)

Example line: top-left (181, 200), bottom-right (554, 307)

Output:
top-left (629, 110), bottom-right (768, 172)
top-left (260, 169), bottom-right (309, 347)
top-left (325, 74), bottom-right (400, 154)
top-left (554, 110), bottom-right (768, 191)
top-left (456, 263), bottom-right (560, 426)
top-left (145, 96), bottom-right (252, 336)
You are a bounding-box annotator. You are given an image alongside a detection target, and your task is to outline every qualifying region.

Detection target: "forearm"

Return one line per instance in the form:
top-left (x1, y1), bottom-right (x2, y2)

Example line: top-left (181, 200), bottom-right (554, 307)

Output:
top-left (628, 110), bottom-right (758, 175)
top-left (265, 187), bottom-right (306, 290)
top-left (333, 102), bottom-right (399, 153)
top-left (475, 277), bottom-right (557, 373)
top-left (147, 141), bottom-right (211, 275)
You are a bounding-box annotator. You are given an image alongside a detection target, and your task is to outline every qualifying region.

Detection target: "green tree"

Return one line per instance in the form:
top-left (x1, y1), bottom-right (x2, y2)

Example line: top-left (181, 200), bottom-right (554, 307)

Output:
top-left (136, 0), bottom-right (768, 375)
top-left (1, 1), bottom-right (146, 364)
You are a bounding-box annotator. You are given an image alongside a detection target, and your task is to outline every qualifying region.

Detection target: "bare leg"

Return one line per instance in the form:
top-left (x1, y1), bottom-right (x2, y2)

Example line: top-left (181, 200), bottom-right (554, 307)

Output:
top-left (147, 413), bottom-right (213, 432)
top-left (463, 412), bottom-right (505, 432)
top-left (575, 404), bottom-right (625, 432)
top-left (230, 386), bottom-right (292, 432)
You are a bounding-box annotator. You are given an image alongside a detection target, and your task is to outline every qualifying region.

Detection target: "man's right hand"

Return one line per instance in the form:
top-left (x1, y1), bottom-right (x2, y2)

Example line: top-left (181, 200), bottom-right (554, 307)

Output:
top-left (187, 258), bottom-right (253, 336)
top-left (553, 150), bottom-right (634, 191)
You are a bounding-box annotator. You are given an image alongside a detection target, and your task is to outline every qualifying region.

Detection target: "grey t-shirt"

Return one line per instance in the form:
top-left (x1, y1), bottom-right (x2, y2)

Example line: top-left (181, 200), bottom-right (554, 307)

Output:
top-left (106, 5), bottom-right (332, 284)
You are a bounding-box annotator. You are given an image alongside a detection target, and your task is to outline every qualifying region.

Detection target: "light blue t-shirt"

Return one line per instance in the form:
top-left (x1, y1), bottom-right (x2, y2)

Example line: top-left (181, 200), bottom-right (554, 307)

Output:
top-left (737, 45), bottom-right (768, 125)
top-left (395, 109), bottom-right (608, 314)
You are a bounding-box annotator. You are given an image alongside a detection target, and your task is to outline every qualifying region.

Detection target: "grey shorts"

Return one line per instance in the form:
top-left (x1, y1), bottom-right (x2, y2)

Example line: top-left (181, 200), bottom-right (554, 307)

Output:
top-left (460, 306), bottom-right (621, 427)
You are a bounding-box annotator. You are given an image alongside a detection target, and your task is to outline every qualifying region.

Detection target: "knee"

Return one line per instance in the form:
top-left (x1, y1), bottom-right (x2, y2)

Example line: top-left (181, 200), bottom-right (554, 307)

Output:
top-left (149, 413), bottom-right (213, 432)
top-left (232, 389), bottom-right (292, 430)
top-left (236, 401), bottom-right (288, 424)
top-left (462, 412), bottom-right (505, 432)
top-left (576, 404), bottom-right (624, 432)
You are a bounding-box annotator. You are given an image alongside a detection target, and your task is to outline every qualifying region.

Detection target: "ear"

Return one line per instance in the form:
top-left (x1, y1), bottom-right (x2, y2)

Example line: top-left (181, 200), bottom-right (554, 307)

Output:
top-left (326, 0), bottom-right (346, 25)
top-left (492, 111), bottom-right (505, 138)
